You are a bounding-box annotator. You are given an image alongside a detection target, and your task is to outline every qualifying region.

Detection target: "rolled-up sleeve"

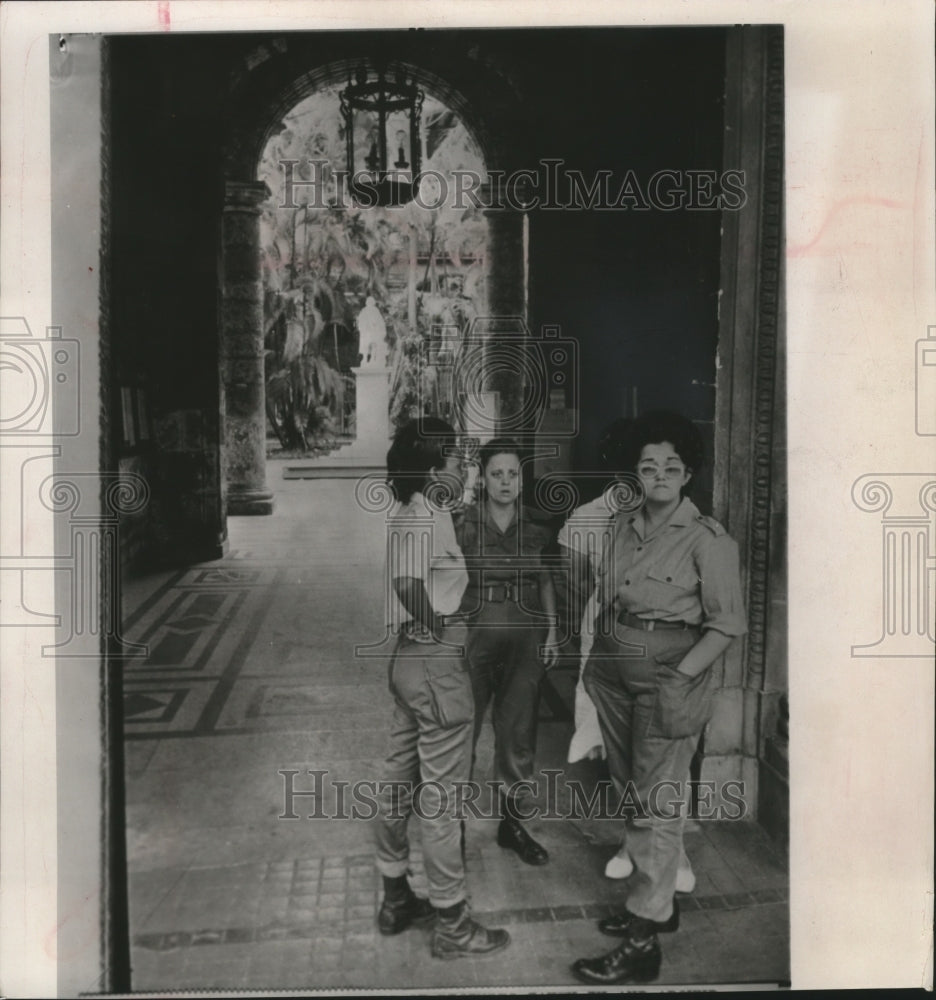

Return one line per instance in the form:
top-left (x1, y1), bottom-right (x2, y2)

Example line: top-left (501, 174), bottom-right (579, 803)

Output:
top-left (697, 534), bottom-right (747, 637)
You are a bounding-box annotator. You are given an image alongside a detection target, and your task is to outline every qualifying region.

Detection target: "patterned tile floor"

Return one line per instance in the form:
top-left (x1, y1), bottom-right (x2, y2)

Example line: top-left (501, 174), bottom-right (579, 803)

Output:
top-left (123, 471), bottom-right (790, 991)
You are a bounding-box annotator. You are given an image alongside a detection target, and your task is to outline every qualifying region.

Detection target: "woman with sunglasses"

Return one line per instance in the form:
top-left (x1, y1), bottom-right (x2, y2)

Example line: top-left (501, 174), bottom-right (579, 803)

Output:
top-left (571, 410), bottom-right (746, 986)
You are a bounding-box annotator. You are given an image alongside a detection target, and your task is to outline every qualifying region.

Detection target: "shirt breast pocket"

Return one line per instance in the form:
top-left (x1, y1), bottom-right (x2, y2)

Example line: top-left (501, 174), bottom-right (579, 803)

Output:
top-left (644, 564), bottom-right (699, 604)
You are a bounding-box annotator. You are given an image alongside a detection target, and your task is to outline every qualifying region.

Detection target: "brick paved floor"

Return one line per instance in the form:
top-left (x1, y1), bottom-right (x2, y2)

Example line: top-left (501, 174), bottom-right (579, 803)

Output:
top-left (122, 471), bottom-right (790, 992)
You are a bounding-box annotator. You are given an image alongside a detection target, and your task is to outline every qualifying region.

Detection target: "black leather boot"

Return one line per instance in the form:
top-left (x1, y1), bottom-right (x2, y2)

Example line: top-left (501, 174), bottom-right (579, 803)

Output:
top-left (377, 875), bottom-right (434, 936)
top-left (599, 897), bottom-right (680, 936)
top-left (431, 900), bottom-right (510, 960)
top-left (496, 796), bottom-right (548, 865)
top-left (571, 919), bottom-right (662, 985)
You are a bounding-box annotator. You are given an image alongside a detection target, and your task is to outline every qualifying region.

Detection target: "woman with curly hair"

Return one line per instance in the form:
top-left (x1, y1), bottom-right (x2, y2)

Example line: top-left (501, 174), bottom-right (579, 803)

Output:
top-left (571, 411), bottom-right (747, 986)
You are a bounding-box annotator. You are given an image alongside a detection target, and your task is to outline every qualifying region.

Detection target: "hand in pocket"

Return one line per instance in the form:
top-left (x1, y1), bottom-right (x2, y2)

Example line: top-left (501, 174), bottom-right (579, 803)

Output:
top-left (653, 663), bottom-right (714, 739)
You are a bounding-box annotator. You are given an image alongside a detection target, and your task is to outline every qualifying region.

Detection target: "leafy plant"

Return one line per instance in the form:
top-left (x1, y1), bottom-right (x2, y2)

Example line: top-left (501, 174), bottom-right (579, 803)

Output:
top-left (258, 82), bottom-right (487, 455)
top-left (264, 308), bottom-right (347, 452)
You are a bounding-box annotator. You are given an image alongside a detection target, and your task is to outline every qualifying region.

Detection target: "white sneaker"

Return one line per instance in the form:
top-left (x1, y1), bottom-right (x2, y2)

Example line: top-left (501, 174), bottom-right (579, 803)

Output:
top-left (604, 849), bottom-right (634, 879)
top-left (675, 866), bottom-right (696, 894)
top-left (604, 848), bottom-right (696, 891)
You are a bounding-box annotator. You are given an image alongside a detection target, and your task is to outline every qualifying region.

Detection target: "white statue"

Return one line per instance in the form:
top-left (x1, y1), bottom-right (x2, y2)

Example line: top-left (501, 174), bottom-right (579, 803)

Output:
top-left (358, 296), bottom-right (388, 369)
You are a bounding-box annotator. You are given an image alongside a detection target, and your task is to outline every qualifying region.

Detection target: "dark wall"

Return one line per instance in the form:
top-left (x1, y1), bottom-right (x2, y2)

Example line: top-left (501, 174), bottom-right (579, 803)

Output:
top-left (523, 29), bottom-right (726, 509)
top-left (108, 27), bottom-right (727, 569)
top-left (110, 36), bottom-right (232, 565)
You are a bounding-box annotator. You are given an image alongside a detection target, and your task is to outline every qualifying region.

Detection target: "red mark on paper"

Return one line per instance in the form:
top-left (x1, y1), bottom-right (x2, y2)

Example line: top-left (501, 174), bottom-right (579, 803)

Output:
top-left (787, 195), bottom-right (904, 257)
top-left (158, 1), bottom-right (171, 30)
top-left (44, 895), bottom-right (96, 961)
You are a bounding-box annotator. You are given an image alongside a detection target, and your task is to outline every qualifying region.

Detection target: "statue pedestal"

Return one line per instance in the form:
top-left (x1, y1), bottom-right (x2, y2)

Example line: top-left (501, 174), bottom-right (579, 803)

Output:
top-left (277, 366), bottom-right (390, 478)
top-left (339, 366), bottom-right (391, 464)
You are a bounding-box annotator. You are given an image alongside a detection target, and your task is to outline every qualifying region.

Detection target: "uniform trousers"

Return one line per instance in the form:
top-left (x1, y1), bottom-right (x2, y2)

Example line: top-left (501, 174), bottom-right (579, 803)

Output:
top-left (583, 622), bottom-right (715, 923)
top-left (464, 599), bottom-right (547, 810)
top-left (374, 624), bottom-right (474, 908)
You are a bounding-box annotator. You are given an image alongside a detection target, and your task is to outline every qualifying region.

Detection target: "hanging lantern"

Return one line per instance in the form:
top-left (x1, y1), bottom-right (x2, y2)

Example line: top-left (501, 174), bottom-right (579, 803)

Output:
top-left (340, 64), bottom-right (425, 207)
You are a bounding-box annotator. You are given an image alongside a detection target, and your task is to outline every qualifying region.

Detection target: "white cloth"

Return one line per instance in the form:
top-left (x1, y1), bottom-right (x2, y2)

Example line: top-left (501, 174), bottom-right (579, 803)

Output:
top-left (557, 489), bottom-right (618, 763)
top-left (387, 492), bottom-right (468, 629)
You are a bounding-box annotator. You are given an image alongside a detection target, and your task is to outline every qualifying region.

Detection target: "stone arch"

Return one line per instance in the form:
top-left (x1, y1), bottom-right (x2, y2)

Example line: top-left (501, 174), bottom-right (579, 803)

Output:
top-left (219, 38), bottom-right (530, 514)
top-left (225, 57), bottom-right (506, 183)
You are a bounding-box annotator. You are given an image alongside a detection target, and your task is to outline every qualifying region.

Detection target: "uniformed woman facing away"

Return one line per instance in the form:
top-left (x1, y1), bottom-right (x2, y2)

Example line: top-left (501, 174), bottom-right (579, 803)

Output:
top-left (374, 417), bottom-right (510, 959)
top-left (570, 411), bottom-right (747, 986)
top-left (456, 437), bottom-right (559, 865)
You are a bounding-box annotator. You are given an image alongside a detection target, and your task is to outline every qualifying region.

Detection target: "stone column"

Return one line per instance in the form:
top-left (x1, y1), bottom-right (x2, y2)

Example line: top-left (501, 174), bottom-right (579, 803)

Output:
top-left (705, 26), bottom-right (785, 829)
top-left (222, 180), bottom-right (274, 515)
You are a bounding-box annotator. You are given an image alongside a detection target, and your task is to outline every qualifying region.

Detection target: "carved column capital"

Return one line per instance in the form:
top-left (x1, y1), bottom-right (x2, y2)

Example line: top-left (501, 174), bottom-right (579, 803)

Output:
top-left (224, 179), bottom-right (270, 213)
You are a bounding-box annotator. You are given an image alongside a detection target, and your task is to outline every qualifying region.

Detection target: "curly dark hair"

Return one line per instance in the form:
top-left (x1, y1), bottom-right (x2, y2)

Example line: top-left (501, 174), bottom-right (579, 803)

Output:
top-left (618, 410), bottom-right (705, 474)
top-left (477, 436), bottom-right (523, 473)
top-left (386, 417), bottom-right (459, 504)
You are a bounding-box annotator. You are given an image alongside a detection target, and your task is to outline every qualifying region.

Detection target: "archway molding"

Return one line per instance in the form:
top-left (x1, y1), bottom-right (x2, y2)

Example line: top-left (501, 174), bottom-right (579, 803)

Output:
top-left (219, 38), bottom-right (531, 514)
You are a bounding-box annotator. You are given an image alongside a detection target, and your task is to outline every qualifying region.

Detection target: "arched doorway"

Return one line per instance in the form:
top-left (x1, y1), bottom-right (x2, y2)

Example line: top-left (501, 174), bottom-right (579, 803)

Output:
top-left (220, 50), bottom-right (528, 514)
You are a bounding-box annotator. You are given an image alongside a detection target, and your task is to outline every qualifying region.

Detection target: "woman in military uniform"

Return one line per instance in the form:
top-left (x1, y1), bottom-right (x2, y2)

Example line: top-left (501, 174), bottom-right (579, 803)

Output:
top-left (570, 411), bottom-right (747, 986)
top-left (457, 437), bottom-right (559, 865)
top-left (375, 418), bottom-right (510, 960)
